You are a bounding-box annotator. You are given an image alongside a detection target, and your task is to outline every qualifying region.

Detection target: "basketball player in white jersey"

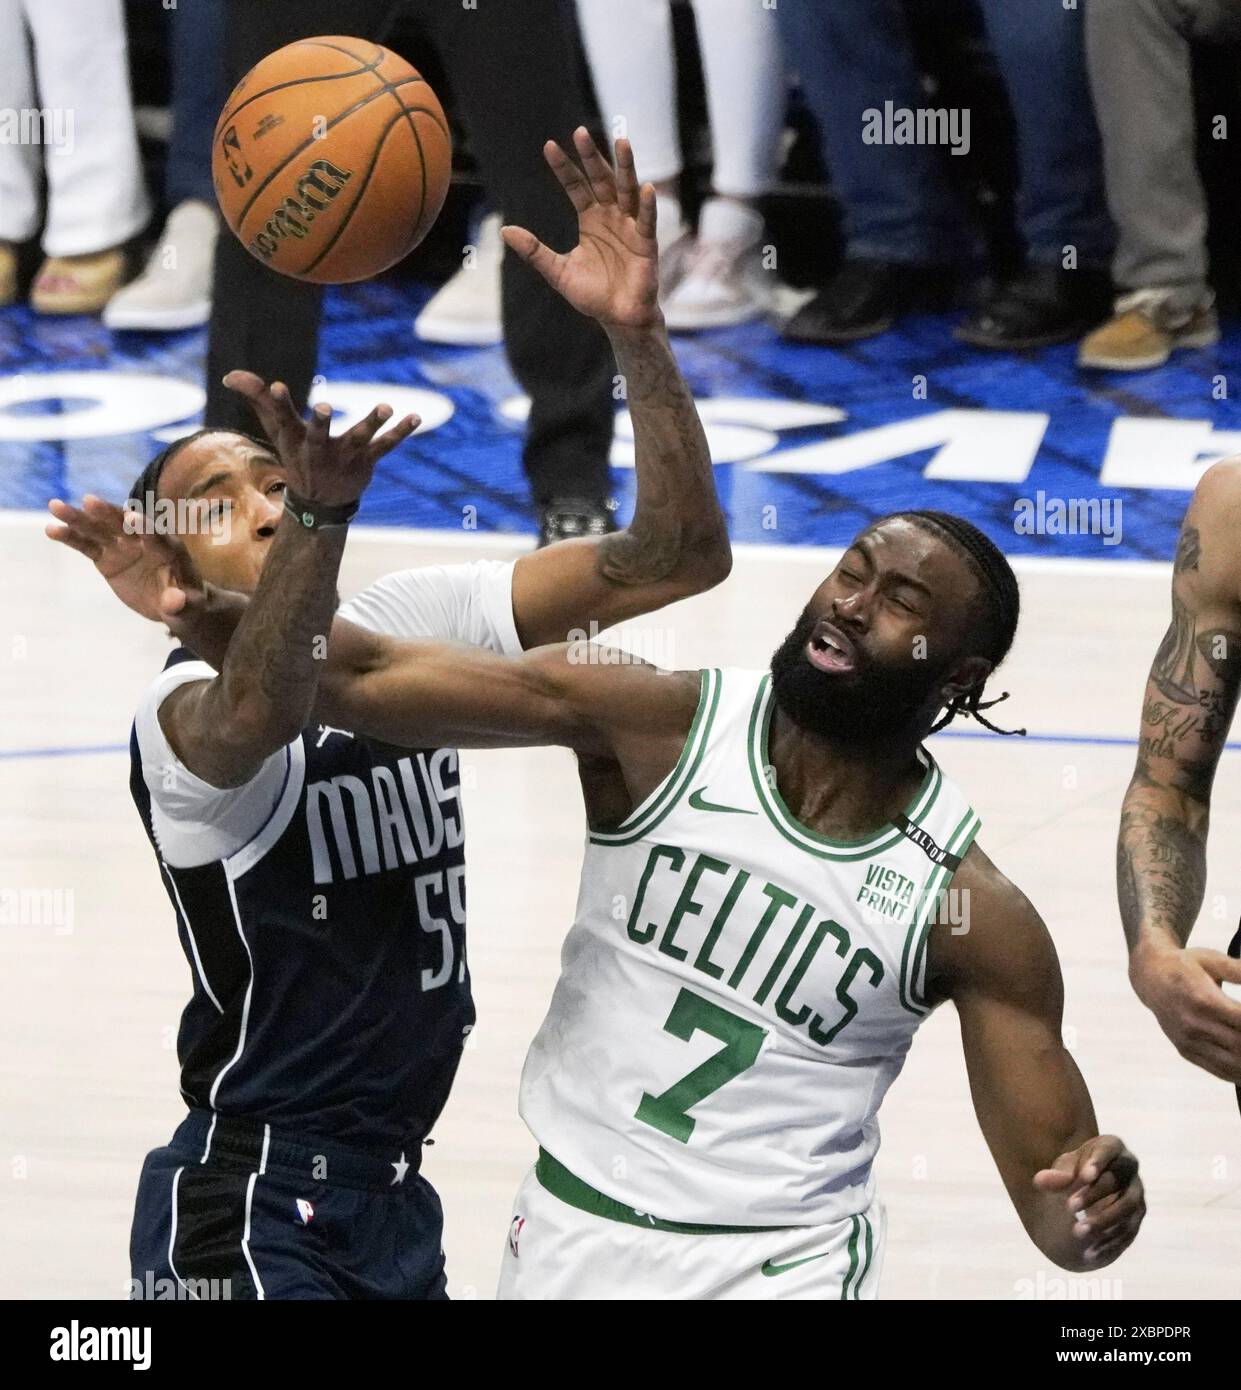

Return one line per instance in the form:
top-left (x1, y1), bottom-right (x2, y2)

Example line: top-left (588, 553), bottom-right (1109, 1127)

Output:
top-left (95, 502), bottom-right (1147, 1298)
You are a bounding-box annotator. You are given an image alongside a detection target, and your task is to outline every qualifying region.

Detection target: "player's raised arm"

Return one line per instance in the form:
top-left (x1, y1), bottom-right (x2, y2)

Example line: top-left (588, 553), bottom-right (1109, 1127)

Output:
top-left (1118, 461), bottom-right (1241, 1082)
top-left (503, 131), bottom-right (731, 646)
top-left (928, 844), bottom-right (1145, 1272)
top-left (47, 382), bottom-right (418, 788)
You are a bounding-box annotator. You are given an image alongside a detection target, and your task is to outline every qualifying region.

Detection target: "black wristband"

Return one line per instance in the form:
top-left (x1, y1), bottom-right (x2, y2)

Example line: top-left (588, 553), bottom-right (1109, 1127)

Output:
top-left (283, 488), bottom-right (360, 531)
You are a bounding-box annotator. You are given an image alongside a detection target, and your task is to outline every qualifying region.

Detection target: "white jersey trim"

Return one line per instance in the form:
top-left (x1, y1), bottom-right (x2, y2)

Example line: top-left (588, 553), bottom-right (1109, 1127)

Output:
top-left (161, 862), bottom-right (224, 1014)
top-left (746, 674), bottom-right (945, 862)
top-left (206, 870), bottom-right (259, 1111)
top-left (224, 739), bottom-right (306, 879)
top-left (590, 669), bottom-right (721, 846)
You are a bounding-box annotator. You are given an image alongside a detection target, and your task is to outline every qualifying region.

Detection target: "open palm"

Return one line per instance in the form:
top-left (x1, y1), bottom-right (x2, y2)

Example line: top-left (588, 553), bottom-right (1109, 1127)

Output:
top-left (502, 130), bottom-right (660, 331)
top-left (46, 495), bottom-right (202, 624)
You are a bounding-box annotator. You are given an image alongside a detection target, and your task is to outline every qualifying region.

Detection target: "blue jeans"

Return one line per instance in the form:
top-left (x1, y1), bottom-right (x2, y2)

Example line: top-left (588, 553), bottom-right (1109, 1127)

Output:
top-left (777, 0), bottom-right (1113, 268)
top-left (166, 0), bottom-right (226, 205)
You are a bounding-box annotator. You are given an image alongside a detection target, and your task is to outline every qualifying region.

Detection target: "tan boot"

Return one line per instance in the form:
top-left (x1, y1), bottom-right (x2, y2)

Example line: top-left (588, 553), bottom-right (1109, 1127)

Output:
top-left (0, 242), bottom-right (16, 306)
top-left (31, 247), bottom-right (127, 315)
top-left (1078, 291), bottom-right (1219, 371)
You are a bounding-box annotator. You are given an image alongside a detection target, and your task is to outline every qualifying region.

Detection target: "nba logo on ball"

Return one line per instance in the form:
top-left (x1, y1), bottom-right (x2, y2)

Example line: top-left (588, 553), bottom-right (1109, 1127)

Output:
top-left (295, 1199), bottom-right (315, 1226)
top-left (212, 35), bottom-right (453, 284)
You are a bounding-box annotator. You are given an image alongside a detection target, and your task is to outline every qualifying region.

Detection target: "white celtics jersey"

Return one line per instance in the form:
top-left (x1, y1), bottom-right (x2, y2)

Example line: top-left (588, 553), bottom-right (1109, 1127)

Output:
top-left (520, 667), bottom-right (981, 1228)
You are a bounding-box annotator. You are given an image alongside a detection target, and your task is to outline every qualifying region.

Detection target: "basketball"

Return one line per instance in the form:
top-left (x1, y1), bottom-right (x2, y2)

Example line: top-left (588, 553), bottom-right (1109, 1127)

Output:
top-left (211, 36), bottom-right (452, 284)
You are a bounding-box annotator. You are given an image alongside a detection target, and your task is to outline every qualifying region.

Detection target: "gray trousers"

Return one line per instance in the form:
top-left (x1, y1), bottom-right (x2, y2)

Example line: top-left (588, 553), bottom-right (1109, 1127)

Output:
top-left (1087, 0), bottom-right (1241, 306)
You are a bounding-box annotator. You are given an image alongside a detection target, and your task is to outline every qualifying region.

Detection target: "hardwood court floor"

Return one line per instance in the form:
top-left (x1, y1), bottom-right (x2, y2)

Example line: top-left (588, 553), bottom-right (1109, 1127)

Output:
top-left (2, 515), bottom-right (1238, 1300)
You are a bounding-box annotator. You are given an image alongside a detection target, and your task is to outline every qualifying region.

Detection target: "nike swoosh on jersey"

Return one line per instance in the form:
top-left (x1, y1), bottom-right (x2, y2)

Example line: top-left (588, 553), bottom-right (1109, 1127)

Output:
top-left (760, 1252), bottom-right (830, 1277)
top-left (687, 787), bottom-right (757, 816)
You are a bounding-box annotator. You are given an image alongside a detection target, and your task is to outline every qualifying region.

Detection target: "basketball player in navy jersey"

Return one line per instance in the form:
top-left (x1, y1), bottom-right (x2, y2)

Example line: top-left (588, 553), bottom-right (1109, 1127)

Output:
top-left (1118, 461), bottom-right (1241, 1110)
top-left (47, 133), bottom-right (730, 1300)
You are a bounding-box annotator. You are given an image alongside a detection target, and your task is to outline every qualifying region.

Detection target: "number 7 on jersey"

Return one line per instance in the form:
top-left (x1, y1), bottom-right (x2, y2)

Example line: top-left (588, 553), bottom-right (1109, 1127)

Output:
top-left (635, 988), bottom-right (767, 1143)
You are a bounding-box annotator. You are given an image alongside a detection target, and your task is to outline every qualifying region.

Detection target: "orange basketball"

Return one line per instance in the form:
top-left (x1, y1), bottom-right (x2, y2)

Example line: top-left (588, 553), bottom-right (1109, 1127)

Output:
top-left (211, 36), bottom-right (452, 284)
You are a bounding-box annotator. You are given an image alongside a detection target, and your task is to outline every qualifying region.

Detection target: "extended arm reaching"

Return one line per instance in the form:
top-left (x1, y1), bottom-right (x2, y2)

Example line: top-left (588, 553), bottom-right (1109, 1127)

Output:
top-left (503, 130), bottom-right (730, 646)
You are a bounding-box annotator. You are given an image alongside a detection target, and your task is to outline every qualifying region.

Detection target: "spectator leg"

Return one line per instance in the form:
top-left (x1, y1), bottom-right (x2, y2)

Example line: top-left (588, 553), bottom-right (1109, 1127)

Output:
top-left (980, 0), bottom-right (1113, 270)
top-left (574, 0), bottom-right (682, 186)
top-left (691, 0), bottom-right (787, 199)
top-left (23, 0), bottom-right (150, 256)
top-left (0, 0), bottom-right (42, 245)
top-left (1086, 0), bottom-right (1241, 306)
top-left (166, 0), bottom-right (227, 206)
top-left (773, 0), bottom-right (962, 264)
top-left (424, 0), bottom-right (614, 508)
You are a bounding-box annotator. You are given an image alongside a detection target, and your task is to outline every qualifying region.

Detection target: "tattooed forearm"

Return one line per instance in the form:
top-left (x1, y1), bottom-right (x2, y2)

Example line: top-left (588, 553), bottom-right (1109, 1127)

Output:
top-left (1151, 595), bottom-right (1198, 701)
top-left (1120, 515), bottom-right (1241, 956)
top-left (1117, 786), bottom-right (1208, 952)
top-left (598, 324), bottom-right (727, 588)
top-left (216, 522), bottom-right (347, 738)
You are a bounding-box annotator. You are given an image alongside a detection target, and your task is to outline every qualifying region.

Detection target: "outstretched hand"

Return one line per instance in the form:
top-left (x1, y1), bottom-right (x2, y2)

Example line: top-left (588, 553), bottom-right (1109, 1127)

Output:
top-left (223, 371), bottom-right (421, 506)
top-left (502, 129), bottom-right (661, 332)
top-left (46, 494), bottom-right (206, 625)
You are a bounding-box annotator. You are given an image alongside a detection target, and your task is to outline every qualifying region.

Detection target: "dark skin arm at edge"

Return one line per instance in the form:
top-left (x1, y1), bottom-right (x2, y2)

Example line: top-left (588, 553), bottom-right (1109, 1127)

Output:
top-left (1117, 459), bottom-right (1241, 1080)
top-left (927, 843), bottom-right (1144, 1271)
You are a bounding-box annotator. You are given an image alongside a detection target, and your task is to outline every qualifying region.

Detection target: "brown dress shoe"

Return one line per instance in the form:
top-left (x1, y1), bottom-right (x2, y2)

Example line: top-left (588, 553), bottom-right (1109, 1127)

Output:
top-left (0, 242), bottom-right (16, 307)
top-left (31, 247), bottom-right (127, 315)
top-left (1078, 291), bottom-right (1219, 371)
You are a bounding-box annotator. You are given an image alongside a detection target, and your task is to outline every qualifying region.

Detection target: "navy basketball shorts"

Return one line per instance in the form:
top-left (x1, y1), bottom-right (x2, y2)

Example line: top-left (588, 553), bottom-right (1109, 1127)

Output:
top-left (129, 1110), bottom-right (448, 1300)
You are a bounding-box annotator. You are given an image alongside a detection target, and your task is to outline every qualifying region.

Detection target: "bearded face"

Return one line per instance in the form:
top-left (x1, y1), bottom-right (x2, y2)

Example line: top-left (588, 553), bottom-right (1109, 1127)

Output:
top-left (769, 603), bottom-right (958, 744)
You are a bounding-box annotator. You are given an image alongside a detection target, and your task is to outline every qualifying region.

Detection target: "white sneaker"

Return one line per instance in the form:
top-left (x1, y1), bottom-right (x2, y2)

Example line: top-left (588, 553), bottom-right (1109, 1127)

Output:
top-left (662, 198), bottom-right (775, 331)
top-left (655, 193), bottom-right (692, 297)
top-left (103, 199), bottom-right (217, 331)
top-left (414, 211), bottom-right (503, 346)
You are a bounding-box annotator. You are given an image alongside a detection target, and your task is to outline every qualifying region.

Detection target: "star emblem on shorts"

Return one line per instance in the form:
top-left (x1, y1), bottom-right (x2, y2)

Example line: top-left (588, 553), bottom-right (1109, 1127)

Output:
top-left (391, 1151), bottom-right (409, 1185)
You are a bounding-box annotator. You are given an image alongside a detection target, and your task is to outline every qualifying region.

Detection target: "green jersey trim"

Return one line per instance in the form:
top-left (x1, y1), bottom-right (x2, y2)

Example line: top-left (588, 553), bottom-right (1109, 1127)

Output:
top-left (589, 668), bottom-right (721, 847)
top-left (746, 674), bottom-right (943, 862)
top-left (897, 804), bottom-right (983, 1016)
top-left (840, 1213), bottom-right (875, 1299)
top-left (534, 1148), bottom-right (795, 1234)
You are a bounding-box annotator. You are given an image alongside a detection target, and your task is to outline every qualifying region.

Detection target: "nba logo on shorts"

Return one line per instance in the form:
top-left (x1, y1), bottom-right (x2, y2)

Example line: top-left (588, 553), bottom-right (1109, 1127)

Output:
top-left (508, 1215), bottom-right (525, 1258)
top-left (295, 1199), bottom-right (315, 1226)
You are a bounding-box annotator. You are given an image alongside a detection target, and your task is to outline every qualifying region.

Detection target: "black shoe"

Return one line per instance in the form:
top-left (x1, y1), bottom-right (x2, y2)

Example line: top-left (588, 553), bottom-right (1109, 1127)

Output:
top-left (781, 258), bottom-right (955, 345)
top-left (954, 265), bottom-right (1112, 350)
top-left (537, 496), bottom-right (618, 548)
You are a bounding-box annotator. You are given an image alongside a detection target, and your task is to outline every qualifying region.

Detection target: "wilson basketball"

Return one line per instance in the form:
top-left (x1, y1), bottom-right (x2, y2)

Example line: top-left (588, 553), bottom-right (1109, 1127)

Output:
top-left (212, 36), bottom-right (452, 284)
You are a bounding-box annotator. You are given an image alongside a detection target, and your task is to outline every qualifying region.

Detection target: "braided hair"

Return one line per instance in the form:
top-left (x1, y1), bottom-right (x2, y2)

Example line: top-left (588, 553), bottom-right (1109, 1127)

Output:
top-left (885, 510), bottom-right (1025, 737)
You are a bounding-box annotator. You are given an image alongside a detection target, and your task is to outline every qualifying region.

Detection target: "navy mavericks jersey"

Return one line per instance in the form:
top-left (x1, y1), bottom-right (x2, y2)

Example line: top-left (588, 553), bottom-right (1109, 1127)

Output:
top-left (129, 650), bottom-right (473, 1149)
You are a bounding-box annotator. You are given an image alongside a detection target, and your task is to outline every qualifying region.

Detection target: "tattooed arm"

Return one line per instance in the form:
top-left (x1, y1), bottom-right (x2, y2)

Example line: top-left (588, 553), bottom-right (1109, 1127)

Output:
top-left (157, 504), bottom-right (348, 787)
top-left (1118, 460), bottom-right (1241, 1081)
top-left (47, 384), bottom-right (417, 789)
top-left (502, 130), bottom-right (730, 648)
